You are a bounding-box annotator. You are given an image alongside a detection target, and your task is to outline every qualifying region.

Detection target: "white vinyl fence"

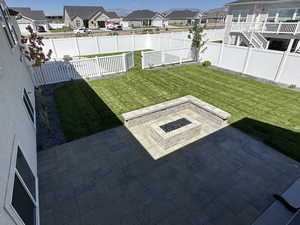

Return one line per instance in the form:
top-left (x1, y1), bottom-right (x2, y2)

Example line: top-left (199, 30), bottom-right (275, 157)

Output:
top-left (142, 48), bottom-right (194, 69)
top-left (43, 31), bottom-right (224, 59)
top-left (31, 52), bottom-right (134, 86)
top-left (201, 42), bottom-right (300, 86)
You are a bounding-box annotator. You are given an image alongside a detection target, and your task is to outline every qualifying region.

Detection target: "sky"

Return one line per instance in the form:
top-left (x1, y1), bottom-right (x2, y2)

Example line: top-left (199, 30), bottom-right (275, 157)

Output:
top-left (6, 0), bottom-right (231, 15)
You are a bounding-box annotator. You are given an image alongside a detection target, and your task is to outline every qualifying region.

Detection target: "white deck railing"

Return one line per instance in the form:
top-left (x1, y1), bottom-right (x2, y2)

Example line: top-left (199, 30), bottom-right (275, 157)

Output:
top-left (231, 22), bottom-right (300, 35)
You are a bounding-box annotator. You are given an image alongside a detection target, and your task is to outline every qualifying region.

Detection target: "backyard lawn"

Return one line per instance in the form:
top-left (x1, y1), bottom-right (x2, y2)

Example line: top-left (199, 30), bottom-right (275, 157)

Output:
top-left (54, 51), bottom-right (300, 162)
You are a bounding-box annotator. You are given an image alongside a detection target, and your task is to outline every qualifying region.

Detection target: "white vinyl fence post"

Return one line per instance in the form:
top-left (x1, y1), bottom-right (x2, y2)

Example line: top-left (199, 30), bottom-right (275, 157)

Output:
top-left (51, 39), bottom-right (58, 58)
top-left (75, 37), bottom-right (80, 56)
top-left (95, 36), bottom-right (100, 54)
top-left (96, 57), bottom-right (103, 76)
top-left (115, 35), bottom-right (119, 52)
top-left (274, 51), bottom-right (289, 82)
top-left (132, 34), bottom-right (135, 51)
top-left (122, 53), bottom-right (127, 72)
top-left (242, 46), bottom-right (252, 74)
top-left (141, 51), bottom-right (145, 69)
top-left (217, 41), bottom-right (225, 66)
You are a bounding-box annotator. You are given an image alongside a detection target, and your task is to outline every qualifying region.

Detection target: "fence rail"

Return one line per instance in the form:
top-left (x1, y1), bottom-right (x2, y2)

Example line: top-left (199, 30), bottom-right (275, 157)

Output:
top-left (142, 48), bottom-right (194, 69)
top-left (31, 52), bottom-right (134, 86)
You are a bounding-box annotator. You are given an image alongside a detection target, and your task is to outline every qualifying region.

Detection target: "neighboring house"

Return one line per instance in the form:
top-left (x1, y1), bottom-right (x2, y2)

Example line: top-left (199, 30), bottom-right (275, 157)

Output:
top-left (166, 10), bottom-right (202, 25)
top-left (225, 0), bottom-right (300, 52)
top-left (0, 1), bottom-right (39, 225)
top-left (203, 8), bottom-right (227, 28)
top-left (12, 7), bottom-right (48, 34)
top-left (124, 10), bottom-right (166, 27)
top-left (64, 6), bottom-right (120, 29)
top-left (46, 15), bottom-right (64, 30)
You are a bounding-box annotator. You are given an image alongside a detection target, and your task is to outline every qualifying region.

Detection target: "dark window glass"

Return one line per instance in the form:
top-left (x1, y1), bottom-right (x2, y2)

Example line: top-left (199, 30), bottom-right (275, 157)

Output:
top-left (16, 147), bottom-right (36, 199)
top-left (0, 3), bottom-right (17, 46)
top-left (3, 25), bottom-right (13, 48)
top-left (12, 175), bottom-right (36, 225)
top-left (23, 89), bottom-right (35, 123)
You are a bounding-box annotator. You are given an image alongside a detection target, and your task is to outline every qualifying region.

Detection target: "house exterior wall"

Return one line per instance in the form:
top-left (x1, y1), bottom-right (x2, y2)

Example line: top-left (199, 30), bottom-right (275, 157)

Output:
top-left (70, 16), bottom-right (84, 29)
top-left (168, 19), bottom-right (189, 25)
top-left (89, 12), bottom-right (109, 29)
top-left (128, 20), bottom-right (143, 27)
top-left (0, 5), bottom-right (38, 225)
top-left (152, 16), bottom-right (164, 27)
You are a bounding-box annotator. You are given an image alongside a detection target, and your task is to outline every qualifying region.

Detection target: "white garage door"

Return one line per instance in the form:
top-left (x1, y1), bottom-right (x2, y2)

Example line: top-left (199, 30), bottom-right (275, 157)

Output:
top-left (152, 19), bottom-right (163, 27)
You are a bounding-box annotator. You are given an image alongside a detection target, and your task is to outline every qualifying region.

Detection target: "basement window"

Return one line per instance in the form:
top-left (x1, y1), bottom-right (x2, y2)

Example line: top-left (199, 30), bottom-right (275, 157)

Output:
top-left (12, 147), bottom-right (37, 225)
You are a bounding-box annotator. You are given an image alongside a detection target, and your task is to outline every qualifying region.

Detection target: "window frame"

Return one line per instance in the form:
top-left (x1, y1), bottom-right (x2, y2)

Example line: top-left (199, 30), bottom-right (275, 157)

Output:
top-left (4, 138), bottom-right (40, 225)
top-left (0, 2), bottom-right (18, 48)
top-left (22, 88), bottom-right (35, 125)
top-left (231, 9), bottom-right (249, 23)
top-left (267, 8), bottom-right (300, 22)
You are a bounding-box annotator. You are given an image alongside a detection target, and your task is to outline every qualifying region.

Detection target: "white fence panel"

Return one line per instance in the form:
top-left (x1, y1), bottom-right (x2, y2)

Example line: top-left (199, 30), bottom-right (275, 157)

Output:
top-left (142, 48), bottom-right (193, 69)
top-left (78, 37), bottom-right (98, 56)
top-left (99, 36), bottom-right (118, 53)
top-left (31, 52), bottom-right (134, 86)
top-left (202, 43), bottom-right (221, 65)
top-left (134, 34), bottom-right (150, 50)
top-left (278, 54), bottom-right (300, 85)
top-left (246, 49), bottom-right (284, 81)
top-left (220, 45), bottom-right (248, 72)
top-left (118, 35), bottom-right (133, 52)
top-left (53, 38), bottom-right (78, 58)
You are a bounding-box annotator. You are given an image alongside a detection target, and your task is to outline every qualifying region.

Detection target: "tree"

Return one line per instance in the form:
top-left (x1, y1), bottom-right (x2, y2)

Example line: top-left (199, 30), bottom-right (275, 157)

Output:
top-left (188, 21), bottom-right (206, 62)
top-left (20, 26), bottom-right (52, 67)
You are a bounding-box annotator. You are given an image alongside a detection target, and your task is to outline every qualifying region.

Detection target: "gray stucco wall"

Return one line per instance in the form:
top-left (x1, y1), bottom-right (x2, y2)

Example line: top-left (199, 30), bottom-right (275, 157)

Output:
top-left (0, 7), bottom-right (38, 225)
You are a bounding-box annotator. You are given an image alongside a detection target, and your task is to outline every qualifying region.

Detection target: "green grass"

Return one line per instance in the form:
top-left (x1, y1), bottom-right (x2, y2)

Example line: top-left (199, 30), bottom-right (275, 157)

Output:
top-left (49, 27), bottom-right (73, 33)
top-left (54, 51), bottom-right (300, 162)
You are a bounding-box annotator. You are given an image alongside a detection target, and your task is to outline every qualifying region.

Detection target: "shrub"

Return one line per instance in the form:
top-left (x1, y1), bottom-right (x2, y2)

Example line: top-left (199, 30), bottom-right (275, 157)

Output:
top-left (202, 61), bottom-right (212, 67)
top-left (288, 84), bottom-right (297, 89)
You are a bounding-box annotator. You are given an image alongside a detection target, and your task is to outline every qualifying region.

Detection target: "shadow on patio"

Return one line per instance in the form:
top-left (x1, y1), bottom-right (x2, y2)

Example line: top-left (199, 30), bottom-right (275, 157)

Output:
top-left (37, 117), bottom-right (300, 225)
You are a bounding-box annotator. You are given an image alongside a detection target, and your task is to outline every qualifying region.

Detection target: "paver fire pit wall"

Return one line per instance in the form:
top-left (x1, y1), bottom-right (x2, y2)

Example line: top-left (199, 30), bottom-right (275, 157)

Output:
top-left (123, 96), bottom-right (231, 128)
top-left (122, 96), bottom-right (231, 159)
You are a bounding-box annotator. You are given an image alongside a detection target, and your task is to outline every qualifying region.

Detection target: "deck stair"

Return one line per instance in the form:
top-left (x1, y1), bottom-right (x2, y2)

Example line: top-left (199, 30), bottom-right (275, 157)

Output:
top-left (241, 31), bottom-right (269, 49)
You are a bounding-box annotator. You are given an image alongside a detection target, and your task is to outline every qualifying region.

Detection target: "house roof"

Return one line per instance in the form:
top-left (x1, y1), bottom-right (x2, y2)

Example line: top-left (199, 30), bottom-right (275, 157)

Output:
top-left (12, 7), bottom-right (46, 20)
top-left (105, 11), bottom-right (119, 18)
top-left (204, 8), bottom-right (227, 18)
top-left (227, 0), bottom-right (299, 5)
top-left (167, 10), bottom-right (201, 20)
top-left (64, 6), bottom-right (105, 20)
top-left (124, 10), bottom-right (158, 20)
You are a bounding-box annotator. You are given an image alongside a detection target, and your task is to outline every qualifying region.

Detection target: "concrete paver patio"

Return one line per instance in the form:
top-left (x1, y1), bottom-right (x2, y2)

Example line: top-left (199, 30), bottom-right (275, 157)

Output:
top-left (38, 124), bottom-right (300, 225)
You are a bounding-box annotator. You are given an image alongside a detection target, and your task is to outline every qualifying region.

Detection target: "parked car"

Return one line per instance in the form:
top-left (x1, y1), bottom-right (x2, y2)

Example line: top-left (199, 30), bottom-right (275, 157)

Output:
top-left (37, 25), bottom-right (46, 33)
top-left (74, 28), bottom-right (92, 34)
top-left (106, 22), bottom-right (122, 31)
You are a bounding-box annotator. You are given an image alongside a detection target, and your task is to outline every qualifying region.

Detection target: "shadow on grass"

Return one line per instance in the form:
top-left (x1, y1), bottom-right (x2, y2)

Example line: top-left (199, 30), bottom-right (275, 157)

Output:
top-left (54, 80), bottom-right (122, 142)
top-left (232, 117), bottom-right (300, 162)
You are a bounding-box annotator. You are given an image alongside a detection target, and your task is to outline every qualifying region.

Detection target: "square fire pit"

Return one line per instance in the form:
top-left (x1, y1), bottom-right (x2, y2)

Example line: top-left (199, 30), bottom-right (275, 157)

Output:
top-left (150, 116), bottom-right (202, 150)
top-left (122, 96), bottom-right (231, 159)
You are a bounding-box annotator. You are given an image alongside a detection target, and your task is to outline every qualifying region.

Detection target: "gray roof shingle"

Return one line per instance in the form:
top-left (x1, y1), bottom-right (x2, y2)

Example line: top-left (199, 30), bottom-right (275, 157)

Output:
top-left (12, 7), bottom-right (46, 20)
top-left (167, 10), bottom-right (200, 20)
top-left (124, 10), bottom-right (158, 20)
top-left (105, 11), bottom-right (119, 18)
top-left (64, 6), bottom-right (105, 20)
